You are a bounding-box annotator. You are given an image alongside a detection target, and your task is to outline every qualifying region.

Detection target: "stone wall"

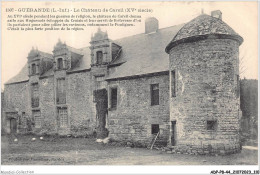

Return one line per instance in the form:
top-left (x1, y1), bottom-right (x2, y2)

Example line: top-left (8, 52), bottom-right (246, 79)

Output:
top-left (169, 38), bottom-right (241, 153)
top-left (67, 71), bottom-right (96, 136)
top-left (36, 70), bottom-right (96, 136)
top-left (3, 70), bottom-right (97, 136)
top-left (37, 76), bottom-right (57, 134)
top-left (107, 74), bottom-right (170, 146)
top-left (4, 82), bottom-right (30, 114)
top-left (3, 81), bottom-right (30, 133)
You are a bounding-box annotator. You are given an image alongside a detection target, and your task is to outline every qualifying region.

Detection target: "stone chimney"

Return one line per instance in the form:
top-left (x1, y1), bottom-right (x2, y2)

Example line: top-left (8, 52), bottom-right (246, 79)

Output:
top-left (211, 10), bottom-right (222, 20)
top-left (145, 17), bottom-right (159, 34)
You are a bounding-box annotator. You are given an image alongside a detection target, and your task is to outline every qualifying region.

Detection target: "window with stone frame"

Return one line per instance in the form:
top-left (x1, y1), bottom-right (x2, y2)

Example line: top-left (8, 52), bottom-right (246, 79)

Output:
top-left (31, 83), bottom-right (39, 108)
top-left (151, 84), bottom-right (159, 106)
top-left (95, 76), bottom-right (106, 89)
top-left (151, 124), bottom-right (160, 134)
top-left (110, 87), bottom-right (117, 109)
top-left (171, 70), bottom-right (176, 97)
top-left (57, 58), bottom-right (63, 70)
top-left (96, 51), bottom-right (103, 65)
top-left (58, 107), bottom-right (68, 127)
top-left (207, 120), bottom-right (217, 131)
top-left (33, 110), bottom-right (42, 128)
top-left (56, 78), bottom-right (66, 104)
top-left (31, 63), bottom-right (36, 75)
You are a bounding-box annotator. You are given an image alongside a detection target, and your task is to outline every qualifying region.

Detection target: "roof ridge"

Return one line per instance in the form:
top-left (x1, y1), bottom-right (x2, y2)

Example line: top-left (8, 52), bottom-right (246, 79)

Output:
top-left (113, 23), bottom-right (185, 43)
top-left (79, 23), bottom-right (186, 49)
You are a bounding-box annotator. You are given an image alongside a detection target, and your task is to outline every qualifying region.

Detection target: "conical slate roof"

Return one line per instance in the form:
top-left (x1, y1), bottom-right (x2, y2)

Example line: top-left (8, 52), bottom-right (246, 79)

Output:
top-left (165, 14), bottom-right (243, 53)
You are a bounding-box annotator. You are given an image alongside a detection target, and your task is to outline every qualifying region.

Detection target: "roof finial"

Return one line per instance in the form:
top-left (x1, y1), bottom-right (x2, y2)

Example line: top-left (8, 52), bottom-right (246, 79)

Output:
top-left (201, 8), bottom-right (204, 14)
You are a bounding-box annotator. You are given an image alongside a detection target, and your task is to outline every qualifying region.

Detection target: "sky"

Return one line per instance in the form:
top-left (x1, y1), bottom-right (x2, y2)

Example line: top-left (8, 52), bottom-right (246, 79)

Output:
top-left (1, 1), bottom-right (258, 90)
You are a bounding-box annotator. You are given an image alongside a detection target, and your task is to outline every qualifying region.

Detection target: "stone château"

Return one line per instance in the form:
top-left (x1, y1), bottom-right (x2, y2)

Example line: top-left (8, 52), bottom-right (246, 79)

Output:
top-left (2, 10), bottom-right (243, 154)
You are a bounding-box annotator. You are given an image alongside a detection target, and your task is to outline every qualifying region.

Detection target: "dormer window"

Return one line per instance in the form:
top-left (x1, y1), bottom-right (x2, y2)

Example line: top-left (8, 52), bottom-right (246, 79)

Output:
top-left (57, 58), bottom-right (63, 70)
top-left (31, 63), bottom-right (36, 75)
top-left (96, 51), bottom-right (103, 65)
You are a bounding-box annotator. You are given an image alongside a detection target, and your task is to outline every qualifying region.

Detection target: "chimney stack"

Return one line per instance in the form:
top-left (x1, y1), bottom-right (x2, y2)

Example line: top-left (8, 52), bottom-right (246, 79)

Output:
top-left (145, 17), bottom-right (159, 34)
top-left (211, 10), bottom-right (222, 20)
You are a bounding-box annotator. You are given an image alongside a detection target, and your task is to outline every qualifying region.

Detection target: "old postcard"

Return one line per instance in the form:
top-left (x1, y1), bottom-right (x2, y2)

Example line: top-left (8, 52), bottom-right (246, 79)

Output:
top-left (1, 1), bottom-right (258, 175)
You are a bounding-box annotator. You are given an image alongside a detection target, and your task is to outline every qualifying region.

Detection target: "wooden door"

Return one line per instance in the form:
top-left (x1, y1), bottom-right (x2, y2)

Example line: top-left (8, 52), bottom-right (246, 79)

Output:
top-left (94, 89), bottom-right (108, 139)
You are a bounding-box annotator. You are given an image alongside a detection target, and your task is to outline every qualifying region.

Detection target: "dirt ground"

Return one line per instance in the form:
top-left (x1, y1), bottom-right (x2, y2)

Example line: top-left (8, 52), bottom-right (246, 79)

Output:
top-left (1, 134), bottom-right (258, 165)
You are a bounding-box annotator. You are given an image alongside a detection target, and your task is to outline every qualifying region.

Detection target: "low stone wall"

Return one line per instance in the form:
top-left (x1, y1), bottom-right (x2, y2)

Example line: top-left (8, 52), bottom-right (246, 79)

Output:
top-left (162, 142), bottom-right (241, 155)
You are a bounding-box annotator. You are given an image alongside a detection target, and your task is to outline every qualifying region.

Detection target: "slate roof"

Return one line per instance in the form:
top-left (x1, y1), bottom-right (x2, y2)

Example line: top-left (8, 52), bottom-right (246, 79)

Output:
top-left (27, 49), bottom-right (53, 60)
top-left (39, 68), bottom-right (53, 78)
top-left (6, 49), bottom-right (53, 84)
top-left (106, 24), bottom-right (184, 80)
top-left (5, 23), bottom-right (184, 84)
top-left (37, 51), bottom-right (53, 59)
top-left (71, 46), bottom-right (91, 72)
top-left (166, 14), bottom-right (243, 53)
top-left (5, 64), bottom-right (29, 84)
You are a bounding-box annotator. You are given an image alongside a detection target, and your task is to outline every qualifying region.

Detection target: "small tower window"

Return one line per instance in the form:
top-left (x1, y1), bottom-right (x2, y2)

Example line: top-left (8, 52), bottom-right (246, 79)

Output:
top-left (57, 58), bottom-right (63, 70)
top-left (96, 51), bottom-right (103, 65)
top-left (207, 120), bottom-right (217, 131)
top-left (31, 63), bottom-right (36, 75)
top-left (171, 70), bottom-right (176, 97)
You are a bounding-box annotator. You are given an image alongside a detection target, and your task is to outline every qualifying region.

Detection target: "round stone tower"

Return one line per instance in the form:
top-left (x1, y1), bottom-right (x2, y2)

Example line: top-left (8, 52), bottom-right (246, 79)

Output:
top-left (165, 12), bottom-right (243, 155)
